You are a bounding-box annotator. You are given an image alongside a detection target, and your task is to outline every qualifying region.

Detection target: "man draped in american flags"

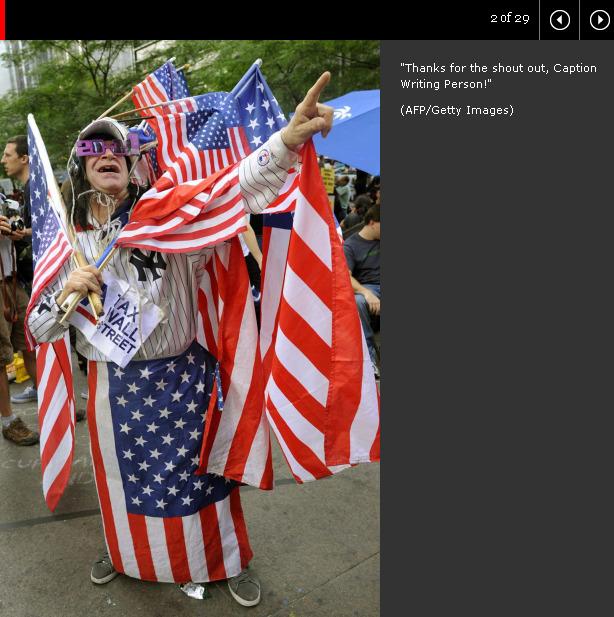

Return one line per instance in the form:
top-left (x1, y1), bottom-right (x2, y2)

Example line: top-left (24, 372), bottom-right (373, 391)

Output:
top-left (26, 69), bottom-right (337, 607)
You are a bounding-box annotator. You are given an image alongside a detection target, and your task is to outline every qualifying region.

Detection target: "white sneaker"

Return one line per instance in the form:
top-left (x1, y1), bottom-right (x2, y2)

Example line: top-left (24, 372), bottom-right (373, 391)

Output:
top-left (11, 386), bottom-right (37, 404)
top-left (80, 391), bottom-right (88, 401)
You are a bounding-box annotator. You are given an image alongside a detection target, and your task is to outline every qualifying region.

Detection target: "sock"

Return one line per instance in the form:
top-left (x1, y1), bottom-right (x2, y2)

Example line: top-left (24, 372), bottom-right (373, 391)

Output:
top-left (1, 414), bottom-right (16, 427)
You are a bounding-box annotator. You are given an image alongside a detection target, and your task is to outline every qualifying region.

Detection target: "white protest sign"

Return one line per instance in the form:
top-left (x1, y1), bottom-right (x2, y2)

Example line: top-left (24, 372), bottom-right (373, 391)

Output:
top-left (69, 273), bottom-right (164, 367)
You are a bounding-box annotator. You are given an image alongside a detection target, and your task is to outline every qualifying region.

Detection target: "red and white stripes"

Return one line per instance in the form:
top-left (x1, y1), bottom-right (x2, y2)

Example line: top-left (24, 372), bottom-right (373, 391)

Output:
top-left (117, 166), bottom-right (248, 253)
top-left (195, 240), bottom-right (273, 490)
top-left (37, 334), bottom-right (76, 511)
top-left (261, 142), bottom-right (380, 483)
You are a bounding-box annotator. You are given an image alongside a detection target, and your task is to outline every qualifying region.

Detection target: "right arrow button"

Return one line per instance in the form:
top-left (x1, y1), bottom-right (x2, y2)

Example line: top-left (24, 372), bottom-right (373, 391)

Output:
top-left (590, 9), bottom-right (610, 31)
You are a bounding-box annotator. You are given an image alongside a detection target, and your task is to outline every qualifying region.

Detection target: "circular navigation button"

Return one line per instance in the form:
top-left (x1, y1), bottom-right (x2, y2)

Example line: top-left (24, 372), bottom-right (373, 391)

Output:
top-left (550, 9), bottom-right (571, 31)
top-left (590, 9), bottom-right (610, 31)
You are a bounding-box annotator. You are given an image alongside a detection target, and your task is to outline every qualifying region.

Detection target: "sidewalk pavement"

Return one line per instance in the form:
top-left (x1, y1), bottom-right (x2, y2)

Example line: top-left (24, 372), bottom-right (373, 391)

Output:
top-left (0, 364), bottom-right (380, 617)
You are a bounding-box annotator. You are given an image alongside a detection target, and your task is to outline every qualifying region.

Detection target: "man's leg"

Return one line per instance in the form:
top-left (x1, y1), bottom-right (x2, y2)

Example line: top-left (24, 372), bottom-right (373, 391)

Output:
top-left (355, 293), bottom-right (378, 364)
top-left (0, 349), bottom-right (38, 445)
top-left (0, 366), bottom-right (12, 419)
top-left (21, 348), bottom-right (37, 384)
top-left (10, 286), bottom-right (38, 404)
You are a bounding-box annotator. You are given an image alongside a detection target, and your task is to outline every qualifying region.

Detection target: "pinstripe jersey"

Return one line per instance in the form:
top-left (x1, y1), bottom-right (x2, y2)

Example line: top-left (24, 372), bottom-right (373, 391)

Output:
top-left (28, 131), bottom-right (298, 361)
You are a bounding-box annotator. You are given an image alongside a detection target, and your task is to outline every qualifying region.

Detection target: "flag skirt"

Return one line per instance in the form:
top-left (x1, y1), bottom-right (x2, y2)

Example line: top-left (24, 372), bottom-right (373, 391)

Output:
top-left (86, 341), bottom-right (253, 583)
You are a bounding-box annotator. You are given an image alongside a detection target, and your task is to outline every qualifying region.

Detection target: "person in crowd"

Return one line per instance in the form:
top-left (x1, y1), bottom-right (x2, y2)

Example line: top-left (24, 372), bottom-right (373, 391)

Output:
top-left (27, 73), bottom-right (333, 607)
top-left (353, 169), bottom-right (368, 197)
top-left (333, 191), bottom-right (345, 223)
top-left (0, 136), bottom-right (39, 406)
top-left (0, 137), bottom-right (39, 441)
top-left (367, 175), bottom-right (380, 204)
top-left (341, 193), bottom-right (372, 232)
top-left (343, 204), bottom-right (381, 378)
top-left (335, 174), bottom-right (351, 217)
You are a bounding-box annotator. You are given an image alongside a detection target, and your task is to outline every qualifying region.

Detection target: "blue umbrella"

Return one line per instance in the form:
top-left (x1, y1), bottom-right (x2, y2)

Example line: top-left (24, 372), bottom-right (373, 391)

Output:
top-left (312, 89), bottom-right (380, 175)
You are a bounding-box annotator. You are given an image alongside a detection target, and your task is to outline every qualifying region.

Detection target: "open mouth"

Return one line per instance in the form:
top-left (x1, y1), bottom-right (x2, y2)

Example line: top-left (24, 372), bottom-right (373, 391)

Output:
top-left (97, 163), bottom-right (121, 174)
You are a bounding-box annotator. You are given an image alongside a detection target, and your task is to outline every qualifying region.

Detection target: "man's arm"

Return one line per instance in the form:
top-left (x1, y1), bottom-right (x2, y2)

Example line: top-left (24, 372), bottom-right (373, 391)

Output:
top-left (241, 217), bottom-right (263, 269)
top-left (349, 274), bottom-right (380, 315)
top-left (239, 72), bottom-right (333, 214)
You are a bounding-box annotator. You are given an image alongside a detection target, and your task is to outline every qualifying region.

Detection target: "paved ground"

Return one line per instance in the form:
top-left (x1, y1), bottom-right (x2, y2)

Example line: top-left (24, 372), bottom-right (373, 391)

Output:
top-left (0, 365), bottom-right (380, 617)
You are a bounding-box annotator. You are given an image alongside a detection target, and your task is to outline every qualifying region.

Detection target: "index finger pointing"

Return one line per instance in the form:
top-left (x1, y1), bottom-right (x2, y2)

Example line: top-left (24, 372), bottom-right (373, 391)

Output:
top-left (303, 71), bottom-right (331, 106)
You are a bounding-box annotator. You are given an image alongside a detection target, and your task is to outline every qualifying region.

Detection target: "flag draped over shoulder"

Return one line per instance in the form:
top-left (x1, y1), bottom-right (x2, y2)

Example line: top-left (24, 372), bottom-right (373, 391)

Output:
top-left (25, 115), bottom-right (76, 511)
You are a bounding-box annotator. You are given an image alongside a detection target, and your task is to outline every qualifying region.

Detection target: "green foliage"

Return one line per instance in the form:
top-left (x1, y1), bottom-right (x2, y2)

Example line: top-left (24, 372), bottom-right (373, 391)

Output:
top-left (0, 40), bottom-right (380, 174)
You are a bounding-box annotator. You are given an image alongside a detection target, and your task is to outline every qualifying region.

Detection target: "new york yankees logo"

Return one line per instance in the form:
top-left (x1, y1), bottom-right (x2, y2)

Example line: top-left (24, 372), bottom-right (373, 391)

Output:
top-left (129, 249), bottom-right (167, 282)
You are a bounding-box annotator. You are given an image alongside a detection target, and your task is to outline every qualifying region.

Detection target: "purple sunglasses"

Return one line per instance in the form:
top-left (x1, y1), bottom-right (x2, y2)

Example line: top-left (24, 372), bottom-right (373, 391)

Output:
top-left (75, 133), bottom-right (140, 157)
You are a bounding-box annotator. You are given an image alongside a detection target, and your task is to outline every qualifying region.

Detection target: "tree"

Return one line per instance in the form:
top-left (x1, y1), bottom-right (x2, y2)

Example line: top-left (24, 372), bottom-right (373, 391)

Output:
top-left (0, 40), bottom-right (141, 170)
top-left (0, 40), bottom-right (380, 174)
top-left (169, 40), bottom-right (380, 113)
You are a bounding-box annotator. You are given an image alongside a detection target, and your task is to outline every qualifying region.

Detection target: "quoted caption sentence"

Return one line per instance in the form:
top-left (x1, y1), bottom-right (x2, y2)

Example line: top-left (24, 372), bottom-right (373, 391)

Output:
top-left (399, 61), bottom-right (599, 118)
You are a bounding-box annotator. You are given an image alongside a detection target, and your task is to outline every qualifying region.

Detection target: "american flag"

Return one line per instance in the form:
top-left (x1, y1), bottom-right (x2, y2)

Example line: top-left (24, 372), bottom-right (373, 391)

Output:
top-left (25, 115), bottom-right (76, 511)
top-left (150, 91), bottom-right (248, 183)
top-left (119, 61), bottom-right (297, 253)
top-left (87, 341), bottom-right (252, 582)
top-left (230, 68), bottom-right (379, 480)
top-left (193, 237), bottom-right (272, 489)
top-left (119, 63), bottom-right (293, 489)
top-left (132, 60), bottom-right (191, 180)
top-left (262, 143), bottom-right (380, 482)
top-left (123, 62), bottom-right (379, 485)
top-left (132, 61), bottom-right (190, 112)
top-left (26, 117), bottom-right (74, 320)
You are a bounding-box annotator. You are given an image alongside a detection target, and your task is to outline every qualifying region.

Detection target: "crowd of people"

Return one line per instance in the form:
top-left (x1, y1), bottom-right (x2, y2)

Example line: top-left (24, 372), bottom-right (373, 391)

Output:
top-left (0, 135), bottom-right (40, 445)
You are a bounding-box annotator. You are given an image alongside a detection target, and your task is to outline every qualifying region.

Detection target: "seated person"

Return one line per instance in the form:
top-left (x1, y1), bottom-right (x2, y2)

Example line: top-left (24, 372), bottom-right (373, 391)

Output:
top-left (343, 204), bottom-right (380, 377)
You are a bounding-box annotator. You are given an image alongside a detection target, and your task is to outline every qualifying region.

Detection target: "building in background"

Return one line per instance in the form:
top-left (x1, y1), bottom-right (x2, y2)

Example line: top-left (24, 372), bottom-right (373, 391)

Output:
top-left (0, 41), bottom-right (135, 97)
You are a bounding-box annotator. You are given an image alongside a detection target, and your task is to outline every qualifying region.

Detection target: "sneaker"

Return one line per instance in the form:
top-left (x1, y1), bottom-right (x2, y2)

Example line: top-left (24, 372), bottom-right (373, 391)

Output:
top-left (227, 568), bottom-right (261, 607)
top-left (76, 408), bottom-right (86, 423)
top-left (11, 385), bottom-right (37, 404)
top-left (372, 362), bottom-right (380, 380)
top-left (91, 551), bottom-right (118, 585)
top-left (80, 391), bottom-right (88, 401)
top-left (2, 417), bottom-right (39, 446)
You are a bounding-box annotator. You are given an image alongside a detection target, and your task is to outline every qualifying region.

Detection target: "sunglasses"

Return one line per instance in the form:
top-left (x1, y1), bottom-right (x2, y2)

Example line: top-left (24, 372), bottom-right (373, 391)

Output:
top-left (75, 134), bottom-right (140, 157)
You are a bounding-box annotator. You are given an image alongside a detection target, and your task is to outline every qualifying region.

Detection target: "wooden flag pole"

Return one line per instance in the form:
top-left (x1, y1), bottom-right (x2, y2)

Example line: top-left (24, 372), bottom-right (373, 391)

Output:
top-left (59, 244), bottom-right (118, 325)
top-left (65, 223), bottom-right (103, 319)
top-left (97, 90), bottom-right (134, 120)
top-left (110, 95), bottom-right (193, 120)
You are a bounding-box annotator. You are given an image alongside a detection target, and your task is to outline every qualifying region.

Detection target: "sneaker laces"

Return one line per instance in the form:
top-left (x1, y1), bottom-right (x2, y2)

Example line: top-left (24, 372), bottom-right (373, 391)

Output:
top-left (231, 569), bottom-right (258, 589)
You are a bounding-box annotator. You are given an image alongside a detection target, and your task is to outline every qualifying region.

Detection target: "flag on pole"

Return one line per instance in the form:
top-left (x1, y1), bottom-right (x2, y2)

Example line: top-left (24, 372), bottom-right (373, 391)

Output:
top-left (25, 115), bottom-right (76, 511)
top-left (131, 61), bottom-right (193, 180)
top-left (120, 61), bottom-right (298, 253)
